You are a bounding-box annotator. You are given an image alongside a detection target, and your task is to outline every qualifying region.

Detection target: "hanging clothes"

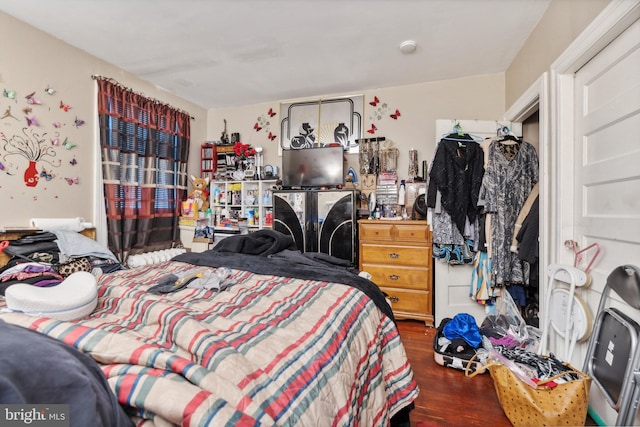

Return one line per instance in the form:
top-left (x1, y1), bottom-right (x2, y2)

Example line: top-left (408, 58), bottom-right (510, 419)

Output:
top-left (469, 137), bottom-right (495, 303)
top-left (479, 139), bottom-right (538, 286)
top-left (427, 133), bottom-right (485, 236)
top-left (511, 182), bottom-right (540, 264)
top-left (427, 133), bottom-right (485, 264)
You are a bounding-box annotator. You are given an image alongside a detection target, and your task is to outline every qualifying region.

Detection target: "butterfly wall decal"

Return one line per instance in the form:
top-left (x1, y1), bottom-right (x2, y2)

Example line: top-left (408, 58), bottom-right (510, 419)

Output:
top-left (0, 160), bottom-right (13, 175)
top-left (53, 122), bottom-right (62, 128)
top-left (65, 177), bottom-right (79, 185)
top-left (60, 101), bottom-right (72, 112)
top-left (40, 168), bottom-right (53, 181)
top-left (22, 107), bottom-right (32, 115)
top-left (44, 86), bottom-right (56, 95)
top-left (74, 117), bottom-right (85, 127)
top-left (268, 132), bottom-right (276, 141)
top-left (390, 109), bottom-right (401, 120)
top-left (26, 92), bottom-right (42, 105)
top-left (62, 137), bottom-right (76, 150)
top-left (367, 124), bottom-right (377, 134)
top-left (51, 137), bottom-right (60, 146)
top-left (3, 89), bottom-right (15, 99)
top-left (26, 116), bottom-right (39, 126)
top-left (253, 122), bottom-right (262, 132)
top-left (267, 108), bottom-right (276, 117)
top-left (70, 158), bottom-right (77, 166)
top-left (369, 96), bottom-right (380, 107)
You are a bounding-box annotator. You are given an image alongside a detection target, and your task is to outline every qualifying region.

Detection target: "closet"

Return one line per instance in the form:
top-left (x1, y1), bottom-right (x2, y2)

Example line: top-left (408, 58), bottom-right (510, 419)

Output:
top-left (431, 119), bottom-right (540, 325)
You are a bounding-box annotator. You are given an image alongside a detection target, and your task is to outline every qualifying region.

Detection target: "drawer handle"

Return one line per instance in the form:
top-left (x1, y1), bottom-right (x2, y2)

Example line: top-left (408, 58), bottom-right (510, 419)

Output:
top-left (389, 296), bottom-right (400, 303)
top-left (388, 252), bottom-right (400, 259)
top-left (389, 274), bottom-right (400, 280)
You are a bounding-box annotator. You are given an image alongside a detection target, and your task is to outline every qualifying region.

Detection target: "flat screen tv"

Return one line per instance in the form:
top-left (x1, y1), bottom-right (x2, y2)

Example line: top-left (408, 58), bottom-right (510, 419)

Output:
top-left (282, 145), bottom-right (345, 189)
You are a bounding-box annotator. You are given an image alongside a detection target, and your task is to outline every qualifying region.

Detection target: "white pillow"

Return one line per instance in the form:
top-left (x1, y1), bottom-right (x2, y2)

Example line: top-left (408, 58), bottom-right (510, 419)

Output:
top-left (5, 272), bottom-right (98, 321)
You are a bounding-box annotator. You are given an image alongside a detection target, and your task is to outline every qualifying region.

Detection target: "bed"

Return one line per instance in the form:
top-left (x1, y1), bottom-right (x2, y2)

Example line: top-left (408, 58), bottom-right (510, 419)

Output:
top-left (0, 230), bottom-right (418, 426)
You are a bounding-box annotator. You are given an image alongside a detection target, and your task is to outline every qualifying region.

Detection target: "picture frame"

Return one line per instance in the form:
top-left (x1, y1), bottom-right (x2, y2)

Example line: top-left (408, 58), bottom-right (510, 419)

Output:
top-left (279, 95), bottom-right (364, 154)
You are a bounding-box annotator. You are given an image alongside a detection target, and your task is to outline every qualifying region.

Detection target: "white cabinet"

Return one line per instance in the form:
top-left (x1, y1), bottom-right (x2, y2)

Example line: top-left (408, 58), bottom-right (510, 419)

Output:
top-left (209, 180), bottom-right (276, 230)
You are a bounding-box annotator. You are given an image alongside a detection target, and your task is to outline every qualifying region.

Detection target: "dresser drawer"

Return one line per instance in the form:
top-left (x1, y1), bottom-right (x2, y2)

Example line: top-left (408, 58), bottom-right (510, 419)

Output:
top-left (382, 288), bottom-right (431, 318)
top-left (360, 243), bottom-right (430, 267)
top-left (363, 264), bottom-right (430, 291)
top-left (359, 222), bottom-right (429, 242)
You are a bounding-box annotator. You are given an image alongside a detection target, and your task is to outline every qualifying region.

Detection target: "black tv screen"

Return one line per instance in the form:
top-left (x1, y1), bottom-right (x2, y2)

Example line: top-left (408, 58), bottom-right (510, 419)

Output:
top-left (282, 146), bottom-right (344, 188)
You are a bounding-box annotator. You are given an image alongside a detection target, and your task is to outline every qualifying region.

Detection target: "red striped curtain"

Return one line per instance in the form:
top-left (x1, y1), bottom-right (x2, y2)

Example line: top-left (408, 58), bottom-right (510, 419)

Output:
top-left (97, 78), bottom-right (190, 263)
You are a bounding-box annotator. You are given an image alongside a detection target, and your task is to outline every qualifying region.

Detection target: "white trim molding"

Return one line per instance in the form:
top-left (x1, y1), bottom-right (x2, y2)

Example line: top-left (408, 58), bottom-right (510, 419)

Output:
top-left (504, 72), bottom-right (550, 350)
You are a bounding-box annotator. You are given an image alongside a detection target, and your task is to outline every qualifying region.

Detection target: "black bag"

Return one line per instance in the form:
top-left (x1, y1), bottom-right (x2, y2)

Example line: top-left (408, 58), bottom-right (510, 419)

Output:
top-left (3, 232), bottom-right (60, 263)
top-left (8, 231), bottom-right (57, 245)
top-left (4, 241), bottom-right (59, 257)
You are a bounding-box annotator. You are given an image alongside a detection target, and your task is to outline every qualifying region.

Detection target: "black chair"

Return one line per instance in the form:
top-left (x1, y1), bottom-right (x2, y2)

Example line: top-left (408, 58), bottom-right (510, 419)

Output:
top-left (583, 264), bottom-right (640, 426)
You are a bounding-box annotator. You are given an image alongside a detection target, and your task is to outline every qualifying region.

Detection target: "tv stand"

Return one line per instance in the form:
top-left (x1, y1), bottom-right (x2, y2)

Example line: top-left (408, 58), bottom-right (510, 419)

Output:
top-left (273, 188), bottom-right (357, 265)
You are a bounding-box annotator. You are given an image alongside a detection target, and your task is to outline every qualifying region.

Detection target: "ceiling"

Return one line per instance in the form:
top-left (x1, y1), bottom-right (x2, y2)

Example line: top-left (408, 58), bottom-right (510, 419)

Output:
top-left (0, 0), bottom-right (551, 110)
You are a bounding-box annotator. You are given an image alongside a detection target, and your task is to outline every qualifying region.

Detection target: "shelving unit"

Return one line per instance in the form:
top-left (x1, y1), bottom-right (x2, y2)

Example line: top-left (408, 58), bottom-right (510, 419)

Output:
top-left (200, 142), bottom-right (216, 180)
top-left (214, 144), bottom-right (236, 180)
top-left (209, 179), bottom-right (277, 230)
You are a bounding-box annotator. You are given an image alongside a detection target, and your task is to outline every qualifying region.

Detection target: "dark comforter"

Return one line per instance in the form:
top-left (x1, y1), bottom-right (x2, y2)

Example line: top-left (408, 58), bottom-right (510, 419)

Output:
top-left (173, 229), bottom-right (394, 320)
top-left (0, 320), bottom-right (133, 427)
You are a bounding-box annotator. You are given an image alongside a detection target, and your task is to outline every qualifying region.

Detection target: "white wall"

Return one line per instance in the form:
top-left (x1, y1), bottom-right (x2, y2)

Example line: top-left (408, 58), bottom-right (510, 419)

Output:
top-left (206, 74), bottom-right (506, 183)
top-left (0, 12), bottom-right (207, 228)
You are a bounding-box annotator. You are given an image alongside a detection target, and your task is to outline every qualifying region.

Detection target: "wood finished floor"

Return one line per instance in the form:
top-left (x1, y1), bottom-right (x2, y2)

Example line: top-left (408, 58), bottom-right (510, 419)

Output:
top-left (396, 319), bottom-right (597, 427)
top-left (396, 319), bottom-right (512, 427)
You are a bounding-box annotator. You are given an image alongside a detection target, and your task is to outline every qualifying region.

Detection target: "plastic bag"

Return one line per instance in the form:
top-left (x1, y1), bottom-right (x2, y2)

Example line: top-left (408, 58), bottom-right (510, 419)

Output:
top-left (482, 289), bottom-right (540, 352)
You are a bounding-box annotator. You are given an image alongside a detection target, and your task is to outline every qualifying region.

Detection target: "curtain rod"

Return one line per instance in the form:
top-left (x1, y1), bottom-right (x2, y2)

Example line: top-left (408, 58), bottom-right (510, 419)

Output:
top-left (91, 74), bottom-right (195, 120)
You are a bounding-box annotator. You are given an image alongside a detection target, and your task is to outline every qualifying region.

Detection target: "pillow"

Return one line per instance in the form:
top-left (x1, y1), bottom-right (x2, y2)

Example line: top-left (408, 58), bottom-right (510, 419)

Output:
top-left (5, 271), bottom-right (98, 321)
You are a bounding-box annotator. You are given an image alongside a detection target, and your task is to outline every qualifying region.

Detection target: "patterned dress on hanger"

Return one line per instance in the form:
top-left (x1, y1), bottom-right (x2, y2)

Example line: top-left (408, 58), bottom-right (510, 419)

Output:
top-left (479, 140), bottom-right (538, 286)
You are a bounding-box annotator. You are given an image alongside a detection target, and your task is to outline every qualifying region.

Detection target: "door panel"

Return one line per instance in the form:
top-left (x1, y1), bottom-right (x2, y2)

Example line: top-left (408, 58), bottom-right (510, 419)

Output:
top-left (273, 192), bottom-right (306, 251)
top-left (318, 192), bottom-right (354, 263)
top-left (573, 18), bottom-right (640, 270)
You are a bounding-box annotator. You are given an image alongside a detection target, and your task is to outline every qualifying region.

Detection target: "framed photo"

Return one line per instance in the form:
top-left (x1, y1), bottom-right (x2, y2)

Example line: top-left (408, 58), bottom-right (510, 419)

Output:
top-left (279, 95), bottom-right (363, 153)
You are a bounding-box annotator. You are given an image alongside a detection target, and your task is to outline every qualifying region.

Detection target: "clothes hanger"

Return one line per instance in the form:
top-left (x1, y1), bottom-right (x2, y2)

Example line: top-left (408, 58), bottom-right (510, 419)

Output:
top-left (441, 122), bottom-right (483, 143)
top-left (496, 125), bottom-right (521, 145)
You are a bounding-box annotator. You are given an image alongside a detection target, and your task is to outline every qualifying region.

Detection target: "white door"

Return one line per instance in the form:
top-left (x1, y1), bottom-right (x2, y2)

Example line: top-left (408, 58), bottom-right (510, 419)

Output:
top-left (572, 18), bottom-right (640, 262)
top-left (567, 16), bottom-right (640, 426)
top-left (433, 119), bottom-right (523, 325)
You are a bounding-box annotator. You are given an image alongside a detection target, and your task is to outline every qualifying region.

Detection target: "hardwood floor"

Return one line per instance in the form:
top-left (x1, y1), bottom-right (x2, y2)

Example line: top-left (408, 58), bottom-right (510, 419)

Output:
top-left (396, 319), bottom-right (512, 427)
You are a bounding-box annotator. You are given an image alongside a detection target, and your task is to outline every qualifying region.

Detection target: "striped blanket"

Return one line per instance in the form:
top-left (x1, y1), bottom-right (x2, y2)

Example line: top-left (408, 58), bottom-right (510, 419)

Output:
top-left (0, 260), bottom-right (418, 426)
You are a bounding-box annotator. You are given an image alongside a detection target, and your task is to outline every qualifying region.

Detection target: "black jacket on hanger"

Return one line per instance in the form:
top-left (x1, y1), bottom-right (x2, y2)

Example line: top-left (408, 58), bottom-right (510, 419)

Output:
top-left (427, 133), bottom-right (485, 236)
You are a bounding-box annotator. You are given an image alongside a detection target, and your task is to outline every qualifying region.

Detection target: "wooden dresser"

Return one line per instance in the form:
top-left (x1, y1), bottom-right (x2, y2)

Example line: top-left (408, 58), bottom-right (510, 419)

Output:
top-left (358, 219), bottom-right (433, 326)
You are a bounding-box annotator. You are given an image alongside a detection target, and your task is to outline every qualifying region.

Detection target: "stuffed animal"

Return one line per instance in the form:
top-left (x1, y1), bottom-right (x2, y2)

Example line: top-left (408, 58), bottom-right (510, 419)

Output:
top-left (189, 175), bottom-right (210, 212)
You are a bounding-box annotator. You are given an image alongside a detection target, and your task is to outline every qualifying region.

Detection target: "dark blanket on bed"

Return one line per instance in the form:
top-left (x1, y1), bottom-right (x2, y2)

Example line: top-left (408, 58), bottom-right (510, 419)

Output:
top-left (0, 320), bottom-right (133, 427)
top-left (173, 230), bottom-right (395, 320)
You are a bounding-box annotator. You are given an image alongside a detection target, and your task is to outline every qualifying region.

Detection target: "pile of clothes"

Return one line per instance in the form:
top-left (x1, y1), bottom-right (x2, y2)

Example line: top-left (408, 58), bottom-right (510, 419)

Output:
top-left (0, 230), bottom-right (122, 296)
